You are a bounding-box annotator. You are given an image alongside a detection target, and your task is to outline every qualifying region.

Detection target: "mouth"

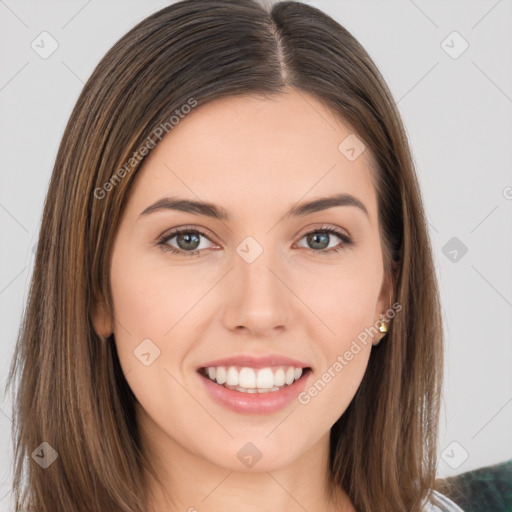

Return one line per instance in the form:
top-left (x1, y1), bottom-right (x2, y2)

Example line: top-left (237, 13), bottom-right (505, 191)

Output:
top-left (197, 365), bottom-right (312, 394)
top-left (197, 364), bottom-right (313, 414)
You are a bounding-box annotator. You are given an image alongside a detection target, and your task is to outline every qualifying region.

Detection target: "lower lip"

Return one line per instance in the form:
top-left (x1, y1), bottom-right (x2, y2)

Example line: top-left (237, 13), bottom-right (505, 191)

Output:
top-left (197, 369), bottom-right (312, 414)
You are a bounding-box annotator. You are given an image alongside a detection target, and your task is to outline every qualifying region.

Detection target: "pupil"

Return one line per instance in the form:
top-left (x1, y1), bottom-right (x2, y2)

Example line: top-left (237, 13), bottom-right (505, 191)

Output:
top-left (178, 232), bottom-right (200, 250)
top-left (308, 232), bottom-right (329, 250)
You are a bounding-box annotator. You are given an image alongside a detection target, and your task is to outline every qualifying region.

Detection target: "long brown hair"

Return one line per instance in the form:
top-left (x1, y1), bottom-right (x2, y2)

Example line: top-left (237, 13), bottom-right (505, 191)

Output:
top-left (6, 1), bottom-right (444, 510)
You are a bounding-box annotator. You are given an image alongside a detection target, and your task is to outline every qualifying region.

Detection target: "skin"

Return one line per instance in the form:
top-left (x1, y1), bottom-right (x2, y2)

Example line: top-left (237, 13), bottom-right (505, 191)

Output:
top-left (93, 86), bottom-right (391, 512)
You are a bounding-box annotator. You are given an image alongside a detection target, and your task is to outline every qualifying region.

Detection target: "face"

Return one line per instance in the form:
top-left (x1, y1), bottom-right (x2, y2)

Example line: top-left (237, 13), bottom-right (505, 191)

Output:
top-left (94, 87), bottom-right (390, 475)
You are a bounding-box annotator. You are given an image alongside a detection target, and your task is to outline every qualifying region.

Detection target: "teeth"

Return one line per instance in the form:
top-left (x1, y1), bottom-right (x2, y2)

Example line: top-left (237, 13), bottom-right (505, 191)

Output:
top-left (239, 367), bottom-right (256, 388)
top-left (215, 366), bottom-right (226, 385)
top-left (226, 367), bottom-right (239, 386)
top-left (203, 365), bottom-right (306, 392)
top-left (274, 368), bottom-right (285, 387)
top-left (256, 368), bottom-right (274, 389)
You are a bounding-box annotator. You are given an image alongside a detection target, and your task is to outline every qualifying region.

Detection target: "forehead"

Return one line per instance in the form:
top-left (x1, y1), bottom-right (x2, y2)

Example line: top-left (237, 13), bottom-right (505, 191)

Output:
top-left (127, 88), bottom-right (378, 223)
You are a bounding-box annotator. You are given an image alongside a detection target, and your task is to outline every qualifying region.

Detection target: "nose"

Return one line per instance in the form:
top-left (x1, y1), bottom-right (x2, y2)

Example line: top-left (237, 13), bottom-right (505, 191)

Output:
top-left (220, 248), bottom-right (295, 338)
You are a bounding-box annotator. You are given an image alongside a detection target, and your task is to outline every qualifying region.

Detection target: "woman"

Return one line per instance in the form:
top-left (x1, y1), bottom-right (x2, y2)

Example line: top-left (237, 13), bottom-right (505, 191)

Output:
top-left (6, 0), bottom-right (464, 510)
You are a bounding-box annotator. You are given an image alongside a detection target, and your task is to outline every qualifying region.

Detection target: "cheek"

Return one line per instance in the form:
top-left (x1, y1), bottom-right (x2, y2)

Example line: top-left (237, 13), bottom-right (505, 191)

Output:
top-left (298, 279), bottom-right (375, 425)
top-left (294, 254), bottom-right (382, 410)
top-left (108, 251), bottom-right (199, 419)
top-left (109, 247), bottom-right (198, 339)
top-left (108, 248), bottom-right (190, 390)
top-left (296, 255), bottom-right (383, 339)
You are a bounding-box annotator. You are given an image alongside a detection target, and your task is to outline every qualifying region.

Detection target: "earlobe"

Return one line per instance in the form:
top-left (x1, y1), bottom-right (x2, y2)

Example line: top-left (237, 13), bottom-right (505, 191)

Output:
top-left (373, 318), bottom-right (388, 346)
top-left (373, 271), bottom-right (395, 346)
top-left (91, 297), bottom-right (113, 339)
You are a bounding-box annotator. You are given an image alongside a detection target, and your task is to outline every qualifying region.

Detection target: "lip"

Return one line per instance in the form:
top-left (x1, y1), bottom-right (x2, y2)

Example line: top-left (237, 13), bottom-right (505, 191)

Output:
top-left (197, 354), bottom-right (312, 371)
top-left (198, 367), bottom-right (312, 414)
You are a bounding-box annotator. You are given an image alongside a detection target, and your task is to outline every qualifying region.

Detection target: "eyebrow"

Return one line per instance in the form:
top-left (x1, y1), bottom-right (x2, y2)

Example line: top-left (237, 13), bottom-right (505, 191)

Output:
top-left (139, 193), bottom-right (369, 221)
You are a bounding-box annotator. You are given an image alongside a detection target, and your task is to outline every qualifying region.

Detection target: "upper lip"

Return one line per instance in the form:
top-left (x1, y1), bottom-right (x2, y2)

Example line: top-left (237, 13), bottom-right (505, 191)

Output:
top-left (198, 354), bottom-right (312, 370)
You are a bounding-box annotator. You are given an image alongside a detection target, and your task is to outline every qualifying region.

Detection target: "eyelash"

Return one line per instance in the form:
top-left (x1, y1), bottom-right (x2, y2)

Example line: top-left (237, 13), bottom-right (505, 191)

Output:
top-left (157, 225), bottom-right (353, 257)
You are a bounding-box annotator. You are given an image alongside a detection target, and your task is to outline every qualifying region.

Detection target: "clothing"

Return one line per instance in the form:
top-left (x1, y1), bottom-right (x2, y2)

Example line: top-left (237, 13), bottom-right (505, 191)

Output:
top-left (435, 459), bottom-right (512, 512)
top-left (426, 490), bottom-right (466, 512)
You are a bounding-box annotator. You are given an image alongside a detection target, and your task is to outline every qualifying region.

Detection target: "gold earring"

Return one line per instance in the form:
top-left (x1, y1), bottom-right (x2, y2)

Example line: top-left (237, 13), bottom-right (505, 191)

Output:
top-left (373, 320), bottom-right (388, 346)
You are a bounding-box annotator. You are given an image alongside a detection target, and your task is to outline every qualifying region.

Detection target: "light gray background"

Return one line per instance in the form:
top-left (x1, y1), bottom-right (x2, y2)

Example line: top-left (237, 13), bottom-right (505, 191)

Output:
top-left (1, 0), bottom-right (511, 508)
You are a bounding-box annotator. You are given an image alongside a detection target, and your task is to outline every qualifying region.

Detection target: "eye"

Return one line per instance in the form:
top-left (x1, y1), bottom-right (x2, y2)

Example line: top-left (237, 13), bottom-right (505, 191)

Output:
top-left (157, 225), bottom-right (353, 257)
top-left (296, 226), bottom-right (353, 254)
top-left (157, 227), bottom-right (216, 256)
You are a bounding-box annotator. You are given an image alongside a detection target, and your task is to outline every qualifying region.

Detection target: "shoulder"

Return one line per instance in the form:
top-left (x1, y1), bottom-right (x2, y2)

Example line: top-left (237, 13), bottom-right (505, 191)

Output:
top-left (423, 490), bottom-right (465, 512)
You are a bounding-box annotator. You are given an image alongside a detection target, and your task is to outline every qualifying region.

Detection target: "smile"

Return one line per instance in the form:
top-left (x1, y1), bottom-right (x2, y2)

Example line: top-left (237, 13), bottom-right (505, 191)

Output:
top-left (199, 365), bottom-right (307, 393)
top-left (197, 365), bottom-right (312, 414)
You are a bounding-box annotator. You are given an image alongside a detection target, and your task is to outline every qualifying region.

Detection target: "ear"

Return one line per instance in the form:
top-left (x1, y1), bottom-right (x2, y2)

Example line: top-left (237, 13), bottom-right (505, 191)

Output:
top-left (376, 269), bottom-right (394, 315)
top-left (373, 267), bottom-right (395, 344)
top-left (91, 295), bottom-right (113, 339)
